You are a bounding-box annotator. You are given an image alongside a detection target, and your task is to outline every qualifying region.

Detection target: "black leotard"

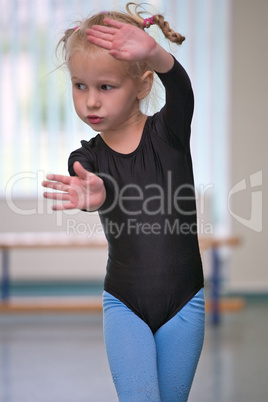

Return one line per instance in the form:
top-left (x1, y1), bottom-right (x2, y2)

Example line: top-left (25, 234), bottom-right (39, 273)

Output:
top-left (68, 57), bottom-right (204, 334)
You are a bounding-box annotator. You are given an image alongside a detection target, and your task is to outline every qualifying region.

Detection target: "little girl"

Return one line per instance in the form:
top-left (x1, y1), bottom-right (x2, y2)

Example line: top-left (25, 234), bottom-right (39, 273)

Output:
top-left (42, 3), bottom-right (205, 401)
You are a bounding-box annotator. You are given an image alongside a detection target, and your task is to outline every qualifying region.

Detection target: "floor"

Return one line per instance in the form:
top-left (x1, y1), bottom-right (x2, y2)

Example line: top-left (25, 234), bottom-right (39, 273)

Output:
top-left (0, 300), bottom-right (267, 402)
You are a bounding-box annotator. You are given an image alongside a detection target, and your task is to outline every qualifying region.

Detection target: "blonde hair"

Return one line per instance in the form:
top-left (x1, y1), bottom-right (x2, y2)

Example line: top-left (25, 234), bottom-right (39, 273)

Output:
top-left (57, 3), bottom-right (185, 81)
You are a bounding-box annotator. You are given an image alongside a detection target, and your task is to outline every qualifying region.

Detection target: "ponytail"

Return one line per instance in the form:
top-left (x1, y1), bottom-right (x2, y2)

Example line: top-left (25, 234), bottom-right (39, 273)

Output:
top-left (126, 2), bottom-right (185, 45)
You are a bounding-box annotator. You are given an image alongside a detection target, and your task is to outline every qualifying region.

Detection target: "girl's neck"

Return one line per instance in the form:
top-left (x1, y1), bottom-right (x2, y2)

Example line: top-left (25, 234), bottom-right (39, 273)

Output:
top-left (100, 112), bottom-right (147, 154)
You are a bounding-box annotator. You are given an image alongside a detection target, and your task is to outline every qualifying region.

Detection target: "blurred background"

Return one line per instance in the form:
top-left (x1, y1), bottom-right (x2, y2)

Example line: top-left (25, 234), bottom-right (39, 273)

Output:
top-left (0, 0), bottom-right (267, 401)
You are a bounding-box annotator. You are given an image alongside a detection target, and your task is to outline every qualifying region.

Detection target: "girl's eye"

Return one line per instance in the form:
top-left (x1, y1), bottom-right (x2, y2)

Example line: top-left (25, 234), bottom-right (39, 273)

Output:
top-left (101, 84), bottom-right (114, 91)
top-left (76, 83), bottom-right (87, 90)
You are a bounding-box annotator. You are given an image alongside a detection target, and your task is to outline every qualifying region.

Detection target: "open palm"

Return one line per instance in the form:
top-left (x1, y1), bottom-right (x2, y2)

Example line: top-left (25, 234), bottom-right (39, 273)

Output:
top-left (42, 162), bottom-right (106, 211)
top-left (86, 18), bottom-right (156, 61)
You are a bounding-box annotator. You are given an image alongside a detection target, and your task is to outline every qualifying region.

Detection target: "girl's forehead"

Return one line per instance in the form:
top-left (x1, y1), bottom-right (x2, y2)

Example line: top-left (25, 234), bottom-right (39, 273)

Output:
top-left (69, 49), bottom-right (129, 77)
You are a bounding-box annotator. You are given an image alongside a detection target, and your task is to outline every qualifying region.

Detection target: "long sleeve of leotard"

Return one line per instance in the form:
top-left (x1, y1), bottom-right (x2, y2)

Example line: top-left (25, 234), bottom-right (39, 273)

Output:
top-left (155, 57), bottom-right (194, 150)
top-left (68, 139), bottom-right (96, 176)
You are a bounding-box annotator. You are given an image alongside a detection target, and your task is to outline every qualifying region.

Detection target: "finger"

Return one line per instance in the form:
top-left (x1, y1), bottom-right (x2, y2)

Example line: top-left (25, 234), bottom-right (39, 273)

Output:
top-left (86, 29), bottom-right (114, 42)
top-left (43, 191), bottom-right (70, 201)
top-left (86, 35), bottom-right (112, 50)
top-left (42, 181), bottom-right (69, 192)
top-left (42, 180), bottom-right (50, 188)
top-left (51, 202), bottom-right (76, 211)
top-left (44, 174), bottom-right (71, 185)
top-left (86, 26), bottom-right (118, 36)
top-left (109, 49), bottom-right (131, 60)
top-left (103, 18), bottom-right (125, 29)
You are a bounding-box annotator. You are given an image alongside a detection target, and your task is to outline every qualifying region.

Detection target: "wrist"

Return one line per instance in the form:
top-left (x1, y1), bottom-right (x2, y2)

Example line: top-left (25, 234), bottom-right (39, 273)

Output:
top-left (145, 43), bottom-right (174, 73)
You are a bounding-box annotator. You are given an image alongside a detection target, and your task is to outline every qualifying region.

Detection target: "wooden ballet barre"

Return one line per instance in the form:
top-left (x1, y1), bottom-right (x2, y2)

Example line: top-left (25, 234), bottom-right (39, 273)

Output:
top-left (0, 231), bottom-right (240, 251)
top-left (0, 232), bottom-right (108, 249)
top-left (0, 232), bottom-right (108, 303)
top-left (198, 235), bottom-right (241, 251)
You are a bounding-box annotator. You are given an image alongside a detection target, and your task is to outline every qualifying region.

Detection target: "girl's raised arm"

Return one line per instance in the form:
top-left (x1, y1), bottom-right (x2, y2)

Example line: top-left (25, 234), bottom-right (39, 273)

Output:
top-left (86, 18), bottom-right (174, 73)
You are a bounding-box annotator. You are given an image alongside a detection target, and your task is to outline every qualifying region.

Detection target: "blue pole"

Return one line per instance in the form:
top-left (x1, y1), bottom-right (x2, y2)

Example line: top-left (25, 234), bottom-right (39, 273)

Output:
top-left (211, 248), bottom-right (220, 325)
top-left (2, 249), bottom-right (10, 301)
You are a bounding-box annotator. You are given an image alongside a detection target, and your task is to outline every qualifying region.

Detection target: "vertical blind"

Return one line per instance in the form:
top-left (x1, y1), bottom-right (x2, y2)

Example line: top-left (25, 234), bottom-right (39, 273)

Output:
top-left (0, 0), bottom-right (231, 232)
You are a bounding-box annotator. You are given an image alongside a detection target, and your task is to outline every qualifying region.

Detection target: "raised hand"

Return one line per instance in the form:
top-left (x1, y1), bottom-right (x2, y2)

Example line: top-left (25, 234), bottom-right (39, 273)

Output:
top-left (42, 161), bottom-right (106, 211)
top-left (85, 18), bottom-right (157, 62)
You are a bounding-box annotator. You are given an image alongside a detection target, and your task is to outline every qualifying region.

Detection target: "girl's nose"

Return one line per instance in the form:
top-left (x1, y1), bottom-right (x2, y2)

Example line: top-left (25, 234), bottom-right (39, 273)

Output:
top-left (86, 90), bottom-right (101, 109)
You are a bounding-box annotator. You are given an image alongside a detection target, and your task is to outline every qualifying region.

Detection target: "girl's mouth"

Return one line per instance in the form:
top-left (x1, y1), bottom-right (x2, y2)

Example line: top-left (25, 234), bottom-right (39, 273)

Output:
top-left (87, 115), bottom-right (103, 124)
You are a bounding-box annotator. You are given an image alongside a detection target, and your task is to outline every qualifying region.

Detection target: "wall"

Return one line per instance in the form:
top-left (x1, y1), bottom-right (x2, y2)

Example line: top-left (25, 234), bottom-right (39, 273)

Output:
top-left (228, 0), bottom-right (268, 292)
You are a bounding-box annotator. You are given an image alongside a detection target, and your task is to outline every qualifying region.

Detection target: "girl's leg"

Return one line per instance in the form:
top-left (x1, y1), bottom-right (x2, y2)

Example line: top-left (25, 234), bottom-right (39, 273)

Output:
top-left (154, 288), bottom-right (205, 402)
top-left (103, 291), bottom-right (161, 402)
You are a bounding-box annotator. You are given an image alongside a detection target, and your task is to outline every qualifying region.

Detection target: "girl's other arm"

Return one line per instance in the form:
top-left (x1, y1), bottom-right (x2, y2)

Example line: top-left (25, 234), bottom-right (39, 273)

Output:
top-left (42, 161), bottom-right (106, 211)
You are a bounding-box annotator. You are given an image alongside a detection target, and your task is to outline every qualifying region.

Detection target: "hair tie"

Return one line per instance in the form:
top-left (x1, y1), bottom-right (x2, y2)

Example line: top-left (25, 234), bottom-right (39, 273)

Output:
top-left (73, 26), bottom-right (80, 31)
top-left (143, 16), bottom-right (155, 28)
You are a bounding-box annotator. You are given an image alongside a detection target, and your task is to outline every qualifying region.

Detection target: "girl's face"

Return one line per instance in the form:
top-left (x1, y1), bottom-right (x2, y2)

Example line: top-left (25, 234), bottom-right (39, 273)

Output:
top-left (69, 50), bottom-right (144, 134)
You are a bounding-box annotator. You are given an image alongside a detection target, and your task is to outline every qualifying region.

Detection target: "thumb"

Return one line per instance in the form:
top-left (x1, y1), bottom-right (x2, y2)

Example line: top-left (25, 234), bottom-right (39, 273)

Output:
top-left (73, 161), bottom-right (89, 179)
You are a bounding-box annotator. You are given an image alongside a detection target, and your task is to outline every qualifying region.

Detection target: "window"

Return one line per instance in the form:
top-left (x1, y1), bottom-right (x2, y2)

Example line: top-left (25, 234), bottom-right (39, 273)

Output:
top-left (1, 0), bottom-right (231, 233)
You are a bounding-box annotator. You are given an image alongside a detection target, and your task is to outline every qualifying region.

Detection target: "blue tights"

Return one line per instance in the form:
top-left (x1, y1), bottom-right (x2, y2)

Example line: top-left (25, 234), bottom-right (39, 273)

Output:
top-left (103, 289), bottom-right (205, 402)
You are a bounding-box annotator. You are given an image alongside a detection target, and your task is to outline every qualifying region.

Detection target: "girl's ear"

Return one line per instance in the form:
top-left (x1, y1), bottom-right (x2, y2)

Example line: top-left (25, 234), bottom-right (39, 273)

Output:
top-left (137, 70), bottom-right (154, 100)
